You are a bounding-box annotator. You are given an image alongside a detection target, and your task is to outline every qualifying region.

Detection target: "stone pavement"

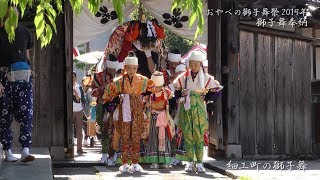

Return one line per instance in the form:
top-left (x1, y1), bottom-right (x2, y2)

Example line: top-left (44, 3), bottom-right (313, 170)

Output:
top-left (0, 148), bottom-right (53, 180)
top-left (204, 158), bottom-right (320, 180)
top-left (94, 165), bottom-right (227, 180)
top-left (54, 165), bottom-right (228, 180)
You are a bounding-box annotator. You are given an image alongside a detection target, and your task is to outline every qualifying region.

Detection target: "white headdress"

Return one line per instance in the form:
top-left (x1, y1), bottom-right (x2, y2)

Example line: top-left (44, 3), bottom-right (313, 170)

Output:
top-left (188, 50), bottom-right (206, 89)
top-left (106, 60), bottom-right (118, 69)
top-left (188, 50), bottom-right (206, 62)
top-left (106, 54), bottom-right (120, 69)
top-left (203, 60), bottom-right (208, 67)
top-left (124, 54), bottom-right (138, 66)
top-left (168, 53), bottom-right (181, 62)
top-left (175, 64), bottom-right (186, 73)
top-left (116, 62), bottom-right (124, 71)
top-left (151, 71), bottom-right (165, 87)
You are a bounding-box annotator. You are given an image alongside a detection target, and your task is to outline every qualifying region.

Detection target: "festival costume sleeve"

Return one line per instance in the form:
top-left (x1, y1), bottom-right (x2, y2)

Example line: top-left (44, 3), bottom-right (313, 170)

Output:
top-left (91, 73), bottom-right (104, 97)
top-left (173, 73), bottom-right (185, 90)
top-left (205, 91), bottom-right (222, 101)
top-left (205, 74), bottom-right (222, 90)
top-left (103, 80), bottom-right (121, 103)
top-left (174, 90), bottom-right (183, 99)
top-left (164, 87), bottom-right (173, 99)
top-left (160, 68), bottom-right (170, 85)
top-left (204, 75), bottom-right (223, 101)
top-left (145, 79), bottom-right (156, 93)
top-left (91, 88), bottom-right (103, 98)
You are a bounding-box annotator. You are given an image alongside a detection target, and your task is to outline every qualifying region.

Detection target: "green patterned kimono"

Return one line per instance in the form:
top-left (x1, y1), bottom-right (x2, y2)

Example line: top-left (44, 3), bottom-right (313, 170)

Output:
top-left (96, 103), bottom-right (109, 154)
top-left (178, 92), bottom-right (208, 163)
top-left (92, 71), bottom-right (113, 155)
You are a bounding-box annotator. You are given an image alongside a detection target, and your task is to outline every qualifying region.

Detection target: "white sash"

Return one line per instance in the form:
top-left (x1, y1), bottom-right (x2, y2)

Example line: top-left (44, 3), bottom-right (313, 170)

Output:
top-left (122, 94), bottom-right (132, 122)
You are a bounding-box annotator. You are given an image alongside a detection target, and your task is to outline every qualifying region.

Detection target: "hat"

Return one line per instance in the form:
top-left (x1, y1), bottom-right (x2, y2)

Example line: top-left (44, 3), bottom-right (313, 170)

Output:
top-left (188, 51), bottom-right (206, 90)
top-left (106, 54), bottom-right (119, 69)
top-left (188, 50), bottom-right (206, 62)
top-left (168, 53), bottom-right (181, 62)
top-left (151, 71), bottom-right (164, 86)
top-left (175, 64), bottom-right (186, 73)
top-left (203, 60), bottom-right (208, 67)
top-left (116, 62), bottom-right (124, 70)
top-left (124, 51), bottom-right (138, 65)
top-left (168, 49), bottom-right (181, 62)
top-left (106, 60), bottom-right (118, 69)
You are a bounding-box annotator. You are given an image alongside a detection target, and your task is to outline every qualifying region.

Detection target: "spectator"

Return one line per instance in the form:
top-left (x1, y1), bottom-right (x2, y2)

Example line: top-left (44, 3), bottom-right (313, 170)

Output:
top-left (73, 72), bottom-right (86, 155)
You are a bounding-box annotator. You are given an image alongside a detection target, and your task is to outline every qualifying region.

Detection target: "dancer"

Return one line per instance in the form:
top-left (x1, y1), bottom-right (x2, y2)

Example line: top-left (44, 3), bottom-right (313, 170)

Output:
top-left (144, 71), bottom-right (173, 169)
top-left (103, 51), bottom-right (155, 172)
top-left (173, 51), bottom-right (223, 172)
top-left (92, 54), bottom-right (123, 163)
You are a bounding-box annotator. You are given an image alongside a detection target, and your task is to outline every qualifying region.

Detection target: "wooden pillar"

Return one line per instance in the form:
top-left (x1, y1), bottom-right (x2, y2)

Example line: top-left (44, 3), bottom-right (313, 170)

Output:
top-left (224, 0), bottom-right (241, 158)
top-left (64, 1), bottom-right (74, 159)
top-left (207, 0), bottom-right (223, 157)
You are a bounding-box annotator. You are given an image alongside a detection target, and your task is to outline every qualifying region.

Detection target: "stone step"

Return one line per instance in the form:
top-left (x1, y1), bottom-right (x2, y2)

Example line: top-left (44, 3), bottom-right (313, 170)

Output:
top-left (0, 147), bottom-right (53, 180)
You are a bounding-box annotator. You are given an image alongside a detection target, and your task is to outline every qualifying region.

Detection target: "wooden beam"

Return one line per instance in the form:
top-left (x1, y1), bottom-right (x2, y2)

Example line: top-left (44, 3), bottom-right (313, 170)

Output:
top-left (208, 0), bottom-right (223, 154)
top-left (240, 24), bottom-right (315, 41)
top-left (239, 31), bottom-right (256, 156)
top-left (226, 0), bottom-right (240, 145)
top-left (64, 1), bottom-right (74, 159)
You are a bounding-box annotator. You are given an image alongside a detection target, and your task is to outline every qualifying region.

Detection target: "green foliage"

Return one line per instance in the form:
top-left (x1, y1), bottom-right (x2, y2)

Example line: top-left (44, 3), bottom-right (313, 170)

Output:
top-left (4, 6), bottom-right (18, 42)
top-left (87, 0), bottom-right (103, 15)
top-left (239, 176), bottom-right (253, 180)
top-left (69, 0), bottom-right (83, 15)
top-left (130, 4), bottom-right (152, 20)
top-left (74, 59), bottom-right (86, 70)
top-left (55, 0), bottom-right (63, 13)
top-left (163, 29), bottom-right (195, 55)
top-left (172, 0), bottom-right (204, 39)
top-left (2, 0), bottom-right (204, 47)
top-left (0, 0), bottom-right (9, 21)
top-left (34, 1), bottom-right (57, 47)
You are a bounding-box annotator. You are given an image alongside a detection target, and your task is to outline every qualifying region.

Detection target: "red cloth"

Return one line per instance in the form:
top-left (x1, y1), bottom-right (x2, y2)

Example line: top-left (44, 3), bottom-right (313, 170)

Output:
top-left (204, 131), bottom-right (210, 146)
top-left (91, 71), bottom-right (112, 99)
top-left (117, 39), bottom-right (133, 62)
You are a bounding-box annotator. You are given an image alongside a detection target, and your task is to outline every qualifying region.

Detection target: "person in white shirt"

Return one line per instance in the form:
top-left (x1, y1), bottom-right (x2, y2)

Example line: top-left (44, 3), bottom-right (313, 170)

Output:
top-left (73, 72), bottom-right (85, 155)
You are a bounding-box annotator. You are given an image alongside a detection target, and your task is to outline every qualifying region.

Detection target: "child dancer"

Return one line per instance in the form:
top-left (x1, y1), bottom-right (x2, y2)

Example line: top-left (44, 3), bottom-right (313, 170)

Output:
top-left (91, 54), bottom-right (122, 163)
top-left (103, 52), bottom-right (155, 172)
top-left (169, 64), bottom-right (188, 166)
top-left (144, 71), bottom-right (173, 169)
top-left (161, 49), bottom-right (182, 86)
top-left (173, 51), bottom-right (223, 173)
top-left (105, 68), bottom-right (123, 166)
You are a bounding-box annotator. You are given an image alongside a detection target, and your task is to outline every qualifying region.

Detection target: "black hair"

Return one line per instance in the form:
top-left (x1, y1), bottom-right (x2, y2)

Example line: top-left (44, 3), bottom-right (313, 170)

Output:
top-left (171, 49), bottom-right (181, 54)
top-left (137, 20), bottom-right (157, 49)
top-left (108, 54), bottom-right (117, 62)
top-left (116, 69), bottom-right (122, 75)
top-left (73, 71), bottom-right (77, 77)
top-left (128, 51), bottom-right (136, 57)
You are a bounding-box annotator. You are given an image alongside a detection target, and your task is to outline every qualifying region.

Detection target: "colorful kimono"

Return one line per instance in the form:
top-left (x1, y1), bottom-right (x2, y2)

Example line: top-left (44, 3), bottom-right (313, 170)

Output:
top-left (175, 128), bottom-right (188, 161)
top-left (161, 68), bottom-right (181, 161)
top-left (173, 70), bottom-right (221, 163)
top-left (160, 67), bottom-right (175, 86)
top-left (103, 73), bottom-right (155, 165)
top-left (91, 70), bottom-right (113, 155)
top-left (144, 88), bottom-right (173, 164)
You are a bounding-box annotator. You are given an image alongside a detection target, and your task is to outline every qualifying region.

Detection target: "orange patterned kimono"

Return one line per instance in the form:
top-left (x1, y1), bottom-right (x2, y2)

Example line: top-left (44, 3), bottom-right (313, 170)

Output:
top-left (103, 73), bottom-right (154, 164)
